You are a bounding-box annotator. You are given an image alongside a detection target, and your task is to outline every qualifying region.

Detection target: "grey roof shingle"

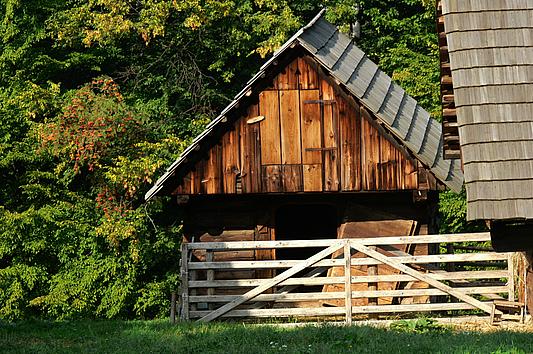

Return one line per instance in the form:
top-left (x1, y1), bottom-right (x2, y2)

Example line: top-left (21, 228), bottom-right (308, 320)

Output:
top-left (443, 0), bottom-right (533, 220)
top-left (145, 10), bottom-right (464, 200)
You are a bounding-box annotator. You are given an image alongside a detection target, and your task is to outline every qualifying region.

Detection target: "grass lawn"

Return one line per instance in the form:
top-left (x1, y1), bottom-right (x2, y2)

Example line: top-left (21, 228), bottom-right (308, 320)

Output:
top-left (1, 319), bottom-right (533, 353)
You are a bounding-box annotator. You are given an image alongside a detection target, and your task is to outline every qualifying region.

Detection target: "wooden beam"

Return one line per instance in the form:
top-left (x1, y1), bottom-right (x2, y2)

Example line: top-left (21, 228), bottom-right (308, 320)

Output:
top-left (188, 252), bottom-right (509, 270)
top-left (189, 270), bottom-right (508, 288)
top-left (189, 302), bottom-right (495, 318)
top-left (189, 287), bottom-right (509, 303)
top-left (186, 233), bottom-right (492, 250)
top-left (197, 242), bottom-right (343, 322)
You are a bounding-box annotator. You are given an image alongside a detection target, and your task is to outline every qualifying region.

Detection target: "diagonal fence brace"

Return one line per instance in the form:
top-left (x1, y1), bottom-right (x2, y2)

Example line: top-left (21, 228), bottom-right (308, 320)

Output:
top-left (348, 240), bottom-right (502, 316)
top-left (198, 242), bottom-right (344, 322)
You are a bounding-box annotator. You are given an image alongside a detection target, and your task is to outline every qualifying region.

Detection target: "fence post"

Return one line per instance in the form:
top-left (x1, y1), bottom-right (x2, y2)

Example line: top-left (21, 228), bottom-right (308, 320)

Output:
top-left (508, 253), bottom-right (515, 301)
top-left (207, 251), bottom-right (215, 310)
top-left (170, 292), bottom-right (177, 324)
top-left (344, 241), bottom-right (353, 325)
top-left (180, 243), bottom-right (190, 321)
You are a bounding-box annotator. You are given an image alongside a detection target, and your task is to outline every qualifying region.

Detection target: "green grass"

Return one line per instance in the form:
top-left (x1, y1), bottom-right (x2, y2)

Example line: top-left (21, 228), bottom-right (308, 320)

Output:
top-left (1, 319), bottom-right (532, 354)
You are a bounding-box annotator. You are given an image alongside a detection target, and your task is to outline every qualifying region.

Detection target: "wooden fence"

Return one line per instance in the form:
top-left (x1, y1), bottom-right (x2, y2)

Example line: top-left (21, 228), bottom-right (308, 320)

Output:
top-left (179, 233), bottom-right (514, 323)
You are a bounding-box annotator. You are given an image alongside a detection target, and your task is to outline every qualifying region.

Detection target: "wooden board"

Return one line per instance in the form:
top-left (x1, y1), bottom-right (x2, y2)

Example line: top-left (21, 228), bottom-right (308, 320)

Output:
top-left (262, 165), bottom-right (282, 192)
top-left (361, 108), bottom-right (380, 190)
top-left (379, 138), bottom-right (396, 191)
top-left (282, 165), bottom-right (303, 192)
top-left (240, 104), bottom-right (262, 193)
top-left (259, 91), bottom-right (281, 165)
top-left (300, 89), bottom-right (323, 191)
top-left (203, 144), bottom-right (222, 194)
top-left (191, 160), bottom-right (207, 194)
top-left (339, 95), bottom-right (361, 191)
top-left (275, 59), bottom-right (299, 90)
top-left (279, 90), bottom-right (302, 164)
top-left (298, 57), bottom-right (319, 90)
top-left (222, 128), bottom-right (240, 193)
top-left (321, 79), bottom-right (340, 191)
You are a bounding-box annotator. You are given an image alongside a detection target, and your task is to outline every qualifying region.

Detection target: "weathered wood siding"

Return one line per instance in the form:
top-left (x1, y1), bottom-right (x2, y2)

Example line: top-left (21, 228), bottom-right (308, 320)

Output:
top-left (174, 56), bottom-right (420, 195)
top-left (442, 0), bottom-right (533, 220)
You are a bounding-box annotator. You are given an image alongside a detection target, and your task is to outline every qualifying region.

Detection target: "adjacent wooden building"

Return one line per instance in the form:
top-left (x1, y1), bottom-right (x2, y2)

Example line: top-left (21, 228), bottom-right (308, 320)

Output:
top-left (147, 11), bottom-right (464, 309)
top-left (440, 0), bottom-right (533, 311)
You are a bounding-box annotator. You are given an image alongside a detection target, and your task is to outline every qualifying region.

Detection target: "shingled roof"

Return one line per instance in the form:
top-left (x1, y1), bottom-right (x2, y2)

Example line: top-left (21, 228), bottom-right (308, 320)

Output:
top-left (442, 0), bottom-right (533, 220)
top-left (146, 10), bottom-right (463, 200)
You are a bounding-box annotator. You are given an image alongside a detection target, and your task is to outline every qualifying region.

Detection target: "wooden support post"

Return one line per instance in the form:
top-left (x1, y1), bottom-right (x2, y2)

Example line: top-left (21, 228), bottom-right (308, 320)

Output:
top-left (207, 251), bottom-right (215, 310)
top-left (508, 253), bottom-right (515, 302)
top-left (170, 292), bottom-right (177, 324)
top-left (180, 243), bottom-right (190, 321)
top-left (198, 242), bottom-right (343, 322)
top-left (344, 242), bottom-right (352, 325)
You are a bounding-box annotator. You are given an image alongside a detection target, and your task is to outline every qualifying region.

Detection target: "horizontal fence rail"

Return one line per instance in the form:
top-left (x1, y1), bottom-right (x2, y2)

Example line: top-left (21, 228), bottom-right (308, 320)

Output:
top-left (178, 232), bottom-right (514, 323)
top-left (186, 233), bottom-right (492, 250)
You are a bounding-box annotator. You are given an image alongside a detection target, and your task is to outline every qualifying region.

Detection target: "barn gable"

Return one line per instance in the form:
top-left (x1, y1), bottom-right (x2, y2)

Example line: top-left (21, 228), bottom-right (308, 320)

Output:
top-left (146, 10), bottom-right (463, 200)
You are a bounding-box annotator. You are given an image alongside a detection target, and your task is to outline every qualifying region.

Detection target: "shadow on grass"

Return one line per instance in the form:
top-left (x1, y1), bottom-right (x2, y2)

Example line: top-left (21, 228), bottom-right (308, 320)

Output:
top-left (1, 319), bottom-right (532, 354)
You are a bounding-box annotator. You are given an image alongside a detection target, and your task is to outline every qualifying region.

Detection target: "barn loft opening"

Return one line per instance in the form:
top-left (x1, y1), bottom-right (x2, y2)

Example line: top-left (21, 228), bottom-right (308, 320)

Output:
top-left (275, 204), bottom-right (338, 260)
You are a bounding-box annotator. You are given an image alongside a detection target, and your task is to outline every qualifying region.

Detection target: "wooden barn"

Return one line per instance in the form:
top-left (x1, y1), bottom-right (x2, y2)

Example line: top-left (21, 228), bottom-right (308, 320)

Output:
top-left (438, 0), bottom-right (533, 313)
top-left (147, 11), bottom-right (520, 323)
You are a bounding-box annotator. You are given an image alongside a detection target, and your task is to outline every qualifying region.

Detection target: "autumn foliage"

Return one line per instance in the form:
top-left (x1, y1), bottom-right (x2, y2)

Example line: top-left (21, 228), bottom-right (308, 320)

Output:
top-left (40, 78), bottom-right (143, 174)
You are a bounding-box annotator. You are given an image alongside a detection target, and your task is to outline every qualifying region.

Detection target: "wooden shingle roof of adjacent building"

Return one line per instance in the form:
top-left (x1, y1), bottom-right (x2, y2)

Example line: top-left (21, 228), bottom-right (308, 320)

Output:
top-left (442, 0), bottom-right (533, 220)
top-left (145, 10), bottom-right (463, 200)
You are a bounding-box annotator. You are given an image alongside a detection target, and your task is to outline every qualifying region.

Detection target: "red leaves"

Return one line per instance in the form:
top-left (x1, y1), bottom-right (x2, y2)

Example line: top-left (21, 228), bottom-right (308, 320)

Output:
top-left (39, 77), bottom-right (142, 174)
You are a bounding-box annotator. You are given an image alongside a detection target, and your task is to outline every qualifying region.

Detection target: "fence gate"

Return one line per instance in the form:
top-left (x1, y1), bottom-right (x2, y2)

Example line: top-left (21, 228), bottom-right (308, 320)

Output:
top-left (179, 233), bottom-right (514, 323)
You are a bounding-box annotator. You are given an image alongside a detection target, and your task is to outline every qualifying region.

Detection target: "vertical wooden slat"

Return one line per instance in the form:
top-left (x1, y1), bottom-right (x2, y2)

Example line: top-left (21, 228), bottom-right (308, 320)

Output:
top-left (194, 160), bottom-right (205, 194)
top-left (241, 104), bottom-right (262, 193)
top-left (276, 60), bottom-right (299, 90)
top-left (397, 150), bottom-right (404, 189)
top-left (361, 108), bottom-right (380, 190)
top-left (380, 138), bottom-right (397, 191)
top-left (262, 165), bottom-right (282, 192)
top-left (298, 57), bottom-right (319, 90)
top-left (222, 127), bottom-right (240, 193)
top-left (259, 91), bottom-right (281, 165)
top-left (339, 96), bottom-right (361, 191)
top-left (322, 79), bottom-right (340, 191)
top-left (279, 90), bottom-right (302, 164)
top-left (282, 165), bottom-right (303, 192)
top-left (203, 144), bottom-right (222, 194)
top-left (300, 89), bottom-right (323, 191)
top-left (173, 174), bottom-right (191, 195)
top-left (344, 242), bottom-right (353, 325)
top-left (405, 159), bottom-right (418, 190)
top-left (302, 164), bottom-right (322, 192)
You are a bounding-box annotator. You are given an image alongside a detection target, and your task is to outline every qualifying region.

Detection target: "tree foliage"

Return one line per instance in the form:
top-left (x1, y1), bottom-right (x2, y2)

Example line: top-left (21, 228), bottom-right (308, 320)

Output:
top-left (0, 0), bottom-right (469, 320)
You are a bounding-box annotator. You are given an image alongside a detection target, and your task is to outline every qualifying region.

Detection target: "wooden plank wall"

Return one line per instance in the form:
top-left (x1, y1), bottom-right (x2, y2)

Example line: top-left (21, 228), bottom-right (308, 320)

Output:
top-left (174, 56), bottom-right (420, 195)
